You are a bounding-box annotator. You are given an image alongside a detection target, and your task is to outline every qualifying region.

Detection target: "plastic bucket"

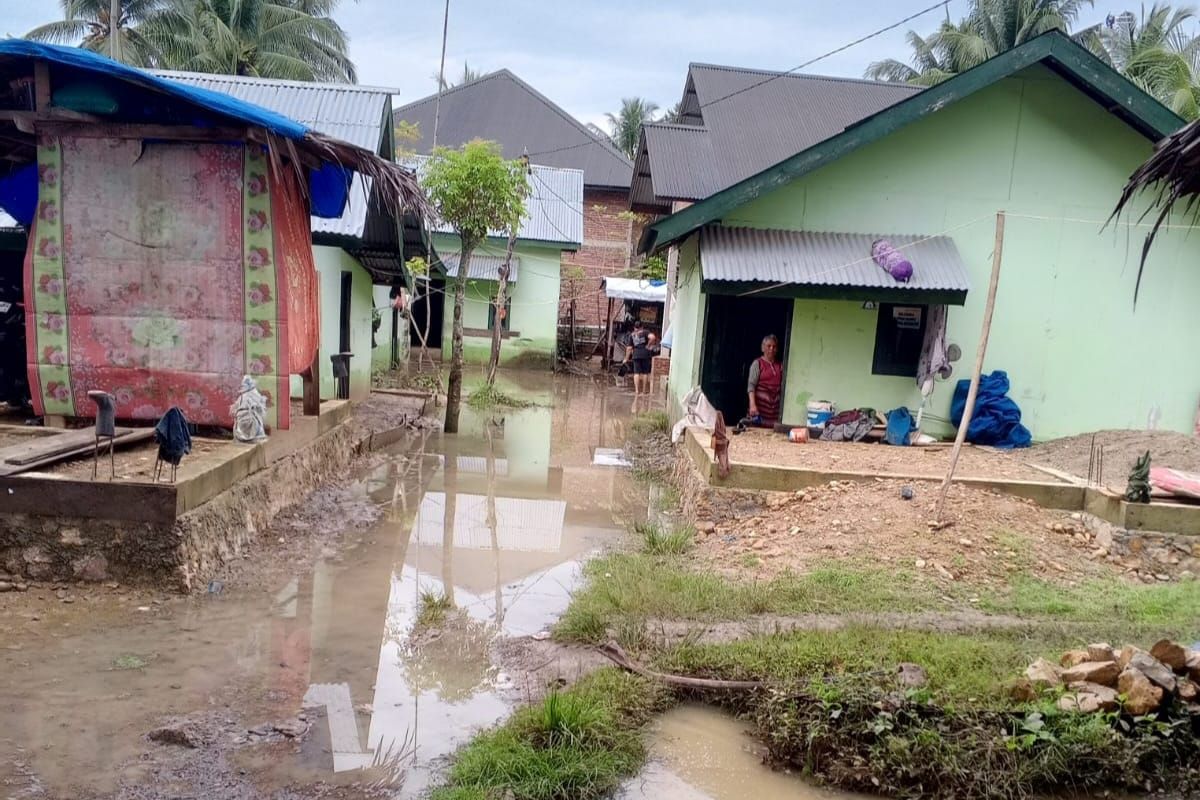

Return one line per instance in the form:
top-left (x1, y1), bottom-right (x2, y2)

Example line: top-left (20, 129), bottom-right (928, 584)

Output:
top-left (806, 401), bottom-right (834, 427)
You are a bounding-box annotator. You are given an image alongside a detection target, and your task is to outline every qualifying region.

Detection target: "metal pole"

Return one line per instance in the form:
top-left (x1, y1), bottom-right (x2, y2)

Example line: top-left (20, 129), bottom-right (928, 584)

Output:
top-left (109, 0), bottom-right (121, 61)
top-left (432, 0), bottom-right (450, 149)
top-left (934, 212), bottom-right (1006, 523)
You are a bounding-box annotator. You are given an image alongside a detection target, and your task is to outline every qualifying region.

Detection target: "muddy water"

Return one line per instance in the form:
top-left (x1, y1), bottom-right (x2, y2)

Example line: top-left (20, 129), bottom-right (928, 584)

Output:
top-left (619, 705), bottom-right (866, 800)
top-left (0, 372), bottom-right (652, 798)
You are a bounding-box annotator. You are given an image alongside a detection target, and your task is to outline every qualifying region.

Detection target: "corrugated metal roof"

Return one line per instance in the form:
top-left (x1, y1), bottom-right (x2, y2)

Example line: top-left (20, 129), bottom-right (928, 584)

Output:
top-left (410, 155), bottom-right (583, 246)
top-left (440, 252), bottom-right (521, 282)
top-left (700, 226), bottom-right (971, 293)
top-left (637, 66), bottom-right (919, 207)
top-left (154, 69), bottom-right (395, 240)
top-left (415, 492), bottom-right (566, 552)
top-left (393, 69), bottom-right (633, 189)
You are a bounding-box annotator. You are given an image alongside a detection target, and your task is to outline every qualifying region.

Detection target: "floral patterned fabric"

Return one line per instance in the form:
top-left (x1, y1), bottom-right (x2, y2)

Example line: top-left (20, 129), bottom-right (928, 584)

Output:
top-left (24, 137), bottom-right (319, 429)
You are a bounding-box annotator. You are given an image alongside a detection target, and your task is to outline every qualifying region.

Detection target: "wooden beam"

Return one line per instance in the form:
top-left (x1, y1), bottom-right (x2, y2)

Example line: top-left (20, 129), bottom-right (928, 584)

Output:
top-left (33, 62), bottom-right (50, 112)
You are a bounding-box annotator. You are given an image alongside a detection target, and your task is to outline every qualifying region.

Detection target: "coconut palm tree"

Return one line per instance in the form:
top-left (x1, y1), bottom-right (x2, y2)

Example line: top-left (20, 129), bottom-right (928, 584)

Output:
top-left (431, 61), bottom-right (484, 90)
top-left (603, 97), bottom-right (658, 160)
top-left (25, 0), bottom-right (170, 66)
top-left (1096, 4), bottom-right (1200, 118)
top-left (867, 0), bottom-right (1095, 85)
top-left (141, 0), bottom-right (357, 82)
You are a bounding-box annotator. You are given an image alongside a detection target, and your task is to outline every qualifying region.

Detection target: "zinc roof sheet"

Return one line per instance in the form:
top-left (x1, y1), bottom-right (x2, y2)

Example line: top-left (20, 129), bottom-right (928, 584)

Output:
top-left (440, 252), bottom-right (521, 282)
top-left (700, 226), bottom-right (971, 293)
top-left (154, 70), bottom-right (395, 240)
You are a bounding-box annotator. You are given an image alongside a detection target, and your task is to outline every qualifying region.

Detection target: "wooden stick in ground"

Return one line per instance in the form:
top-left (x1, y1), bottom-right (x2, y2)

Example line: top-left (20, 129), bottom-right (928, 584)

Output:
top-left (934, 211), bottom-right (1006, 523)
top-left (599, 641), bottom-right (762, 691)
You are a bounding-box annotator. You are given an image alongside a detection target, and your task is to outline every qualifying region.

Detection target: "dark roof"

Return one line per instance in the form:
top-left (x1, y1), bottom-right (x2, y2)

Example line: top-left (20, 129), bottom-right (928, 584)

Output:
top-left (393, 69), bottom-right (633, 190)
top-left (642, 31), bottom-right (1184, 252)
top-left (699, 226), bottom-right (970, 305)
top-left (630, 67), bottom-right (919, 211)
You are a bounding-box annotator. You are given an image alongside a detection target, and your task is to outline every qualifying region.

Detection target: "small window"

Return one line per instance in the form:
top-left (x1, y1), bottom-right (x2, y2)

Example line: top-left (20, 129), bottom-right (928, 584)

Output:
top-left (488, 298), bottom-right (512, 332)
top-left (872, 303), bottom-right (927, 377)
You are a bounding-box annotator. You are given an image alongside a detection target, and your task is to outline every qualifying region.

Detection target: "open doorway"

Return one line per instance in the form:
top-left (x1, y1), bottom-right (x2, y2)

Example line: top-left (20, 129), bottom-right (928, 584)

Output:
top-left (409, 276), bottom-right (444, 350)
top-left (699, 293), bottom-right (793, 424)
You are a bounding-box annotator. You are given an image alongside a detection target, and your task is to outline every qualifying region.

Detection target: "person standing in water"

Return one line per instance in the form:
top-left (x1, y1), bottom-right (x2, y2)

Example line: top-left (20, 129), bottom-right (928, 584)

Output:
top-left (626, 320), bottom-right (654, 395)
top-left (746, 334), bottom-right (782, 426)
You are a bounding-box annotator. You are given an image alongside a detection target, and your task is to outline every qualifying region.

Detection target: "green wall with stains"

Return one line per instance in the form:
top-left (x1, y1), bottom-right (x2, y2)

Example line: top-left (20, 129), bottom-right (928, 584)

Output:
top-left (289, 246), bottom-right (374, 401)
top-left (669, 65), bottom-right (1200, 440)
top-left (435, 233), bottom-right (562, 369)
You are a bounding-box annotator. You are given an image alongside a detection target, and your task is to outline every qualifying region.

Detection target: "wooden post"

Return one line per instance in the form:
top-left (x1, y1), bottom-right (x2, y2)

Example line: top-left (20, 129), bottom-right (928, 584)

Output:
top-left (602, 296), bottom-right (614, 370)
top-left (302, 344), bottom-right (321, 416)
top-left (33, 62), bottom-right (51, 113)
top-left (935, 212), bottom-right (1006, 522)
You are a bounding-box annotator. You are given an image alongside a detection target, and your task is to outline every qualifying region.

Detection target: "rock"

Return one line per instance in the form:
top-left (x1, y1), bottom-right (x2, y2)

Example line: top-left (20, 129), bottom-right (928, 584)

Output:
top-left (695, 521), bottom-right (716, 534)
top-left (914, 559), bottom-right (926, 569)
top-left (1067, 681), bottom-right (1120, 711)
top-left (1150, 639), bottom-right (1188, 672)
top-left (932, 562), bottom-right (954, 580)
top-left (1058, 693), bottom-right (1103, 714)
top-left (1060, 650), bottom-right (1091, 668)
top-left (148, 722), bottom-right (205, 748)
top-left (72, 554), bottom-right (108, 582)
top-left (1129, 652), bottom-right (1178, 693)
top-left (1119, 668), bottom-right (1165, 715)
top-left (1008, 678), bottom-right (1039, 702)
top-left (1060, 661), bottom-right (1121, 687)
top-left (1025, 658), bottom-right (1063, 688)
top-left (1086, 643), bottom-right (1116, 662)
top-left (1187, 650), bottom-right (1200, 681)
top-left (1178, 679), bottom-right (1198, 703)
top-left (0, 581), bottom-right (13, 593)
top-left (897, 662), bottom-right (928, 688)
top-left (272, 719), bottom-right (309, 739)
top-left (1118, 646), bottom-right (1145, 670)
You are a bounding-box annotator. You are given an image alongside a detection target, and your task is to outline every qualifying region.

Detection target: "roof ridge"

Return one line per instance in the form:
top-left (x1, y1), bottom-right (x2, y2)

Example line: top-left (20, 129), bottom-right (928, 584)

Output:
top-left (394, 69), bottom-right (633, 170)
top-left (645, 122), bottom-right (710, 132)
top-left (687, 62), bottom-right (922, 90)
top-left (150, 68), bottom-right (398, 95)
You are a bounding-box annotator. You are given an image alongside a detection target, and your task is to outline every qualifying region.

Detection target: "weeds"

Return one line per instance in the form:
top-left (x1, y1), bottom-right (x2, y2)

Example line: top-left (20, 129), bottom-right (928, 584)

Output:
top-left (416, 588), bottom-right (453, 627)
top-left (429, 669), bottom-right (671, 800)
top-left (467, 384), bottom-right (534, 410)
top-left (636, 521), bottom-right (693, 555)
top-left (632, 410), bottom-right (669, 436)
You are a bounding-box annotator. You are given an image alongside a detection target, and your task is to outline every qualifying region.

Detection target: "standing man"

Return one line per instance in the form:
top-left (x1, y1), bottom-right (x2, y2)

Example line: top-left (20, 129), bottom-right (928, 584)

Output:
top-left (747, 334), bottom-right (783, 426)
top-left (626, 320), bottom-right (654, 395)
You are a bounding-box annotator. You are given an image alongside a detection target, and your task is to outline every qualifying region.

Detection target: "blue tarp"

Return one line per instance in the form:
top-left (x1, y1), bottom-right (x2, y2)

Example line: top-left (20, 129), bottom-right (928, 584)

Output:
top-left (950, 370), bottom-right (1032, 449)
top-left (0, 40), bottom-right (351, 220)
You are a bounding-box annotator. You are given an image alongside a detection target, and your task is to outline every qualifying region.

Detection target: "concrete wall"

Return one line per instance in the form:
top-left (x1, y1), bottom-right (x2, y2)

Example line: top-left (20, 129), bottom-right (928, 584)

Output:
top-left (666, 235), bottom-right (703, 419)
top-left (289, 246), bottom-right (374, 401)
top-left (670, 64), bottom-right (1200, 440)
top-left (436, 233), bottom-right (562, 368)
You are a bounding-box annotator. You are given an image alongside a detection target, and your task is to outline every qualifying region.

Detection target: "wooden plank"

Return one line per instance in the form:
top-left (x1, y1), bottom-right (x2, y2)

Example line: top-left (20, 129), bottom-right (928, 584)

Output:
top-left (3, 427), bottom-right (133, 465)
top-left (0, 429), bottom-right (154, 476)
top-left (33, 62), bottom-right (50, 112)
top-left (0, 474), bottom-right (176, 524)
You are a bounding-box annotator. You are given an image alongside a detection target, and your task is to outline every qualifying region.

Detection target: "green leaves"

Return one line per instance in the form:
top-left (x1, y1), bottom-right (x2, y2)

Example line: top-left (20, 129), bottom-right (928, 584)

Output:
top-left (421, 140), bottom-right (530, 252)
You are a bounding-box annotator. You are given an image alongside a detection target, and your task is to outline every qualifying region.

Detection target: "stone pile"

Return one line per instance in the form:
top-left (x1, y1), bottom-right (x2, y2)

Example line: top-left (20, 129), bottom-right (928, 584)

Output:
top-left (1018, 640), bottom-right (1200, 715)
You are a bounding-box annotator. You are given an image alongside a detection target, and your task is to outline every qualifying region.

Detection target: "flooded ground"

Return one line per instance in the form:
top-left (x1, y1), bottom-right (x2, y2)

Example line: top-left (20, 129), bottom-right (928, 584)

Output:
top-left (0, 371), bottom-right (653, 799)
top-left (617, 705), bottom-right (865, 800)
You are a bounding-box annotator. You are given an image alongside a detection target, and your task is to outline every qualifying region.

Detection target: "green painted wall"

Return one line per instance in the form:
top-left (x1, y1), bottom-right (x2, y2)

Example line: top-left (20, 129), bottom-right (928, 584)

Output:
top-left (671, 65), bottom-right (1200, 440)
top-left (371, 285), bottom-right (410, 372)
top-left (435, 233), bottom-right (562, 368)
top-left (666, 235), bottom-right (703, 419)
top-left (289, 246), bottom-right (374, 401)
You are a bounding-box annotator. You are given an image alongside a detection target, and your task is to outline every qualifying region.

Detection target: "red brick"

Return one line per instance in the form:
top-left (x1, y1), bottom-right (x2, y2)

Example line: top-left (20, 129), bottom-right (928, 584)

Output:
top-left (559, 189), bottom-right (645, 330)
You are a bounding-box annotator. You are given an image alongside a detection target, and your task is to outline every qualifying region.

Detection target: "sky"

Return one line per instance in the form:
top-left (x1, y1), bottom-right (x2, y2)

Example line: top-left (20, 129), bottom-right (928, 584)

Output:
top-left (8, 0), bottom-right (1117, 130)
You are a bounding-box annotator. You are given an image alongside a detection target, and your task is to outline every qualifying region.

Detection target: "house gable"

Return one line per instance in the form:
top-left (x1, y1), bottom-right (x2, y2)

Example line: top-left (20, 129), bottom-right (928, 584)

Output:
top-left (642, 31), bottom-right (1183, 253)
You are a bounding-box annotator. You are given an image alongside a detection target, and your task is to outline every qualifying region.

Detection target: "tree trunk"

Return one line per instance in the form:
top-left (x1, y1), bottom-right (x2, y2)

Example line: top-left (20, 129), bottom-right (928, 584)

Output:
top-left (444, 245), bottom-right (473, 433)
top-left (421, 275), bottom-right (433, 370)
top-left (485, 233), bottom-right (517, 388)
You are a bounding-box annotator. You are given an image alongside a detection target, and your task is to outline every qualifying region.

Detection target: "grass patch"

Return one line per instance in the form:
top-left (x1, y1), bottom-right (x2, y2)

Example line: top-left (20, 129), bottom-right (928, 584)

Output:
top-left (636, 522), bottom-right (693, 555)
top-left (631, 410), bottom-right (669, 436)
top-left (112, 654), bottom-right (148, 670)
top-left (467, 384), bottom-right (535, 410)
top-left (555, 555), bottom-right (937, 643)
top-left (429, 668), bottom-right (671, 800)
top-left (416, 588), bottom-right (454, 627)
top-left (651, 484), bottom-right (680, 512)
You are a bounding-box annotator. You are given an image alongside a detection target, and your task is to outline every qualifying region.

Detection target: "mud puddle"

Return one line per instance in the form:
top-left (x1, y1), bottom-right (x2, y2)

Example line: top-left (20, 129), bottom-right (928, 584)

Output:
top-left (617, 704), bottom-right (866, 800)
top-left (0, 372), bottom-right (652, 799)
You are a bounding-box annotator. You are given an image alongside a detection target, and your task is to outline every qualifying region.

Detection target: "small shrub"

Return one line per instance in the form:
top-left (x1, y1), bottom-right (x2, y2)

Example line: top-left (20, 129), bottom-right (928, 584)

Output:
top-left (632, 410), bottom-right (670, 436)
top-left (636, 521), bottom-right (693, 555)
top-left (467, 384), bottom-right (534, 410)
top-left (417, 588), bottom-right (453, 627)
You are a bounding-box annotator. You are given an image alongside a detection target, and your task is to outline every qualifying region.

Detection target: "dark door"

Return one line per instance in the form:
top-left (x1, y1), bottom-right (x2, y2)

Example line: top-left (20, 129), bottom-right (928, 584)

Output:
top-left (409, 276), bottom-right (445, 349)
top-left (699, 293), bottom-right (793, 424)
top-left (338, 271), bottom-right (353, 354)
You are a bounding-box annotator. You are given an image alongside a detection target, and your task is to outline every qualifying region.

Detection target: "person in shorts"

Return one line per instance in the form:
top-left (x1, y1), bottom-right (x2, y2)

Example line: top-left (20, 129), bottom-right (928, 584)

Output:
top-left (626, 321), bottom-right (654, 394)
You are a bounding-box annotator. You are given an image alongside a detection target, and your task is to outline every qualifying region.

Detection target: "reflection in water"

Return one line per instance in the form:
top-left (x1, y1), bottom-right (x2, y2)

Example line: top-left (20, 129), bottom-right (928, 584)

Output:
top-left (0, 372), bottom-right (651, 798)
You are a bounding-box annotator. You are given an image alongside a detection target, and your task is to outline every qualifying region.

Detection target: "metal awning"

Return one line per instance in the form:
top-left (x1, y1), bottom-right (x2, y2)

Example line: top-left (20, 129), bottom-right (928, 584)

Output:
top-left (602, 276), bottom-right (667, 303)
top-left (439, 252), bottom-right (520, 282)
top-left (699, 226), bottom-right (971, 305)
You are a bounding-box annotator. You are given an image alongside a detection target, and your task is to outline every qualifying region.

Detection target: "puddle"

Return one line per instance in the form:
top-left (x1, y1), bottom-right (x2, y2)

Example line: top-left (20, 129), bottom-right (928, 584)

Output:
top-left (618, 704), bottom-right (866, 800)
top-left (0, 372), bottom-right (653, 798)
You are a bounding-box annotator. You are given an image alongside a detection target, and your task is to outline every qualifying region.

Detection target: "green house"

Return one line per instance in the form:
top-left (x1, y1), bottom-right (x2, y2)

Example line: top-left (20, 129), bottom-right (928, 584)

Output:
top-left (638, 31), bottom-right (1197, 440)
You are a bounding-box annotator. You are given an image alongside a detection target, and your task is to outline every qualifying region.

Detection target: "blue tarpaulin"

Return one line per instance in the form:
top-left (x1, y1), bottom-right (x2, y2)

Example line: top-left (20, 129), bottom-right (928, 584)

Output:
top-left (950, 370), bottom-right (1032, 449)
top-left (0, 40), bottom-right (351, 221)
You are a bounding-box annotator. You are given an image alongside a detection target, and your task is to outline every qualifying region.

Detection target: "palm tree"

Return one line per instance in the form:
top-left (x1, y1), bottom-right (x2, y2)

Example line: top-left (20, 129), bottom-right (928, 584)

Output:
top-left (431, 61), bottom-right (484, 90)
top-left (1096, 4), bottom-right (1200, 119)
top-left (25, 0), bottom-right (170, 66)
top-left (603, 97), bottom-right (658, 159)
top-left (867, 0), bottom-right (1095, 85)
top-left (141, 0), bottom-right (357, 82)
top-left (659, 101), bottom-right (685, 124)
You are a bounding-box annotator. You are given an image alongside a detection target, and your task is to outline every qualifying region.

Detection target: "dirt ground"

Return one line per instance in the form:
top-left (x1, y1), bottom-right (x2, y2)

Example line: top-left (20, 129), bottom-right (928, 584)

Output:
top-left (38, 436), bottom-right (229, 481)
top-left (686, 476), bottom-right (1187, 589)
top-left (352, 391), bottom-right (434, 436)
top-left (728, 429), bottom-right (1059, 483)
top-left (1029, 429), bottom-right (1200, 483)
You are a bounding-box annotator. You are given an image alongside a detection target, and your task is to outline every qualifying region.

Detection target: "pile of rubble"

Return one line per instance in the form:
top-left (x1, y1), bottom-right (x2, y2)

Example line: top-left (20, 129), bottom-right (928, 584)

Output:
top-left (1018, 640), bottom-right (1200, 715)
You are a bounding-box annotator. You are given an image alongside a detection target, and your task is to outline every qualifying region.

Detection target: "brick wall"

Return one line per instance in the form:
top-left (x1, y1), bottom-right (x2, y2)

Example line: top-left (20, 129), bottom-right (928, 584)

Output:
top-left (559, 188), bottom-right (638, 332)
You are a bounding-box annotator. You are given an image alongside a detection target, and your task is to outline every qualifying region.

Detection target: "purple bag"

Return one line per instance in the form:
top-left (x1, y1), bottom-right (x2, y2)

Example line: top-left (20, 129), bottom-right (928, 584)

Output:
top-left (871, 239), bottom-right (913, 282)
